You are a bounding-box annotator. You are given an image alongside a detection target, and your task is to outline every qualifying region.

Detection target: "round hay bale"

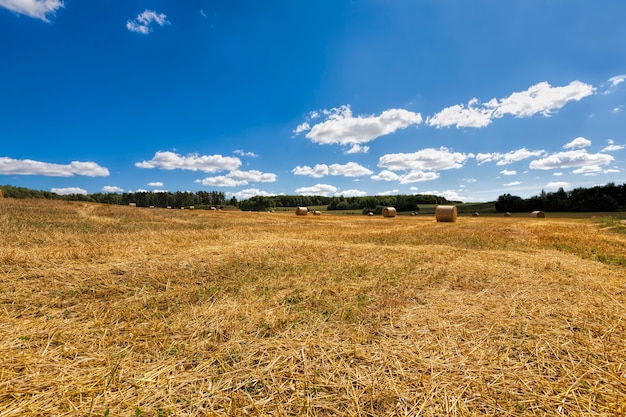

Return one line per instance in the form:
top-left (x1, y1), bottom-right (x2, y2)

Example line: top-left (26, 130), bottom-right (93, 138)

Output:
top-left (435, 205), bottom-right (457, 222)
top-left (531, 210), bottom-right (546, 218)
top-left (504, 212), bottom-right (511, 217)
top-left (313, 210), bottom-right (322, 215)
top-left (382, 207), bottom-right (397, 218)
top-left (295, 207), bottom-right (308, 216)
top-left (368, 212), bottom-right (374, 216)
top-left (472, 212), bottom-right (479, 217)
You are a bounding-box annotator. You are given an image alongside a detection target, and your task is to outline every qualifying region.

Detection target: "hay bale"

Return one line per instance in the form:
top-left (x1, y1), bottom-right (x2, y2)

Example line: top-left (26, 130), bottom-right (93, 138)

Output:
top-left (368, 212), bottom-right (374, 216)
top-left (313, 210), bottom-right (322, 215)
top-left (472, 212), bottom-right (479, 217)
top-left (210, 206), bottom-right (217, 210)
top-left (295, 207), bottom-right (308, 216)
top-left (504, 212), bottom-right (511, 217)
top-left (531, 210), bottom-right (546, 218)
top-left (129, 202), bottom-right (137, 207)
top-left (382, 207), bottom-right (397, 218)
top-left (435, 205), bottom-right (457, 222)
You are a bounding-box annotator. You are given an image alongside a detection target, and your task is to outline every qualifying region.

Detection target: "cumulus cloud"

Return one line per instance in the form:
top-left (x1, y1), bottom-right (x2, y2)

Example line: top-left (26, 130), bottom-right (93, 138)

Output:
top-left (377, 189), bottom-right (400, 196)
top-left (345, 144), bottom-right (369, 154)
top-left (197, 169), bottom-right (277, 187)
top-left (500, 169), bottom-right (517, 176)
top-left (428, 81), bottom-right (594, 129)
top-left (148, 181), bottom-right (164, 187)
top-left (378, 147), bottom-right (470, 172)
top-left (601, 143), bottom-right (625, 152)
top-left (370, 170), bottom-right (401, 181)
top-left (572, 166), bottom-right (603, 175)
top-left (292, 162), bottom-right (372, 178)
top-left (297, 105), bottom-right (422, 146)
top-left (0, 157), bottom-right (109, 177)
top-left (563, 137), bottom-right (591, 149)
top-left (136, 151), bottom-right (241, 173)
top-left (529, 150), bottom-right (614, 171)
top-left (0, 0), bottom-right (63, 21)
top-left (52, 187), bottom-right (87, 195)
top-left (504, 181), bottom-right (522, 186)
top-left (230, 188), bottom-right (276, 200)
top-left (476, 148), bottom-right (545, 165)
top-left (545, 182), bottom-right (569, 190)
top-left (422, 189), bottom-right (467, 202)
top-left (295, 183), bottom-right (338, 196)
top-left (102, 186), bottom-right (124, 193)
top-left (127, 10), bottom-right (169, 34)
top-left (340, 189), bottom-right (368, 197)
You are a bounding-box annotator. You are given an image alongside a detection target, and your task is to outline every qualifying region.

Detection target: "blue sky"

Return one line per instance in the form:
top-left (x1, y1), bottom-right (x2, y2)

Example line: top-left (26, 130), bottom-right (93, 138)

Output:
top-left (1, 0), bottom-right (625, 202)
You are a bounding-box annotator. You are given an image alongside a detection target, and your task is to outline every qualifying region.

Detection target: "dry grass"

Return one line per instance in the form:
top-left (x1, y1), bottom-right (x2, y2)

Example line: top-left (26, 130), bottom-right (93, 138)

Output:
top-left (1, 199), bottom-right (625, 416)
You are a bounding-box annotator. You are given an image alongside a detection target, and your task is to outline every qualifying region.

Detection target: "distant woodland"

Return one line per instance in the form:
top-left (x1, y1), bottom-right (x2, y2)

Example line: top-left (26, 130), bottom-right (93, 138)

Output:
top-left (1, 182), bottom-right (625, 213)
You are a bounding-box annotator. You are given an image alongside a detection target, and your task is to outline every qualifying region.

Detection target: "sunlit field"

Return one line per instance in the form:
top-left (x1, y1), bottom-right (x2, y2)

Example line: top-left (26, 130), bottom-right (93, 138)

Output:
top-left (1, 198), bottom-right (625, 416)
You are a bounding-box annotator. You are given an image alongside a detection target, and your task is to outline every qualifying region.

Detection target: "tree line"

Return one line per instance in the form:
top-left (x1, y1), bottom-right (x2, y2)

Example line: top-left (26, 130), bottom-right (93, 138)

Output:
top-left (0, 185), bottom-right (231, 209)
top-left (238, 193), bottom-right (453, 213)
top-left (495, 183), bottom-right (626, 213)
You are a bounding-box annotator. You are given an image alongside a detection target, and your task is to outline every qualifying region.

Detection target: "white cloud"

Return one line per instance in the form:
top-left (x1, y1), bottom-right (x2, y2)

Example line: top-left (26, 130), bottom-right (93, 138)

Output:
top-left (136, 151), bottom-right (241, 173)
top-left (572, 166), bottom-right (603, 175)
top-left (427, 81), bottom-right (595, 129)
top-left (476, 148), bottom-right (545, 165)
top-left (378, 189), bottom-right (400, 196)
top-left (102, 186), bottom-right (124, 193)
top-left (545, 182), bottom-right (569, 190)
top-left (553, 172), bottom-right (564, 176)
top-left (0, 157), bottom-right (109, 177)
top-left (295, 183), bottom-right (338, 196)
top-left (608, 74), bottom-right (626, 87)
top-left (370, 170), bottom-right (400, 181)
top-left (504, 181), bottom-right (522, 186)
top-left (299, 105), bottom-right (422, 146)
top-left (148, 181), bottom-right (164, 187)
top-left (500, 169), bottom-right (517, 176)
top-left (52, 187), bottom-right (87, 195)
top-left (378, 147), bottom-right (470, 172)
top-left (339, 189), bottom-right (368, 197)
top-left (422, 189), bottom-right (467, 202)
top-left (613, 105), bottom-right (623, 113)
top-left (529, 150), bottom-right (614, 170)
top-left (0, 0), bottom-right (63, 22)
top-left (601, 144), bottom-right (625, 152)
top-left (197, 169), bottom-right (277, 187)
top-left (293, 122), bottom-right (311, 135)
top-left (427, 98), bottom-right (494, 128)
top-left (292, 162), bottom-right (372, 178)
top-left (493, 81), bottom-right (594, 118)
top-left (127, 10), bottom-right (169, 34)
top-left (345, 144), bottom-right (369, 154)
top-left (233, 150), bottom-right (258, 157)
top-left (230, 188), bottom-right (276, 200)
top-left (399, 171), bottom-right (440, 184)
top-left (563, 137), bottom-right (591, 149)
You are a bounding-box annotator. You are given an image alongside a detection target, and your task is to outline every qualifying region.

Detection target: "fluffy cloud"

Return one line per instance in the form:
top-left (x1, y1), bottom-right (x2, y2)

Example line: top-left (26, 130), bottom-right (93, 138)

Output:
top-left (545, 182), bottom-right (569, 190)
top-left (233, 150), bottom-right (258, 157)
top-left (298, 105), bottom-right (422, 146)
top-left (504, 181), bottom-right (522, 186)
top-left (601, 144), bottom-right (625, 152)
top-left (52, 187), bottom-right (87, 195)
top-left (197, 170), bottom-right (277, 187)
top-left (229, 188), bottom-right (276, 200)
top-left (292, 162), bottom-right (372, 178)
top-left (399, 171), bottom-right (439, 184)
top-left (500, 169), bottom-right (517, 176)
top-left (345, 144), bottom-right (370, 154)
top-left (428, 81), bottom-right (594, 128)
top-left (370, 170), bottom-right (400, 181)
top-left (127, 10), bottom-right (169, 34)
top-left (340, 189), bottom-right (368, 197)
top-left (148, 181), bottom-right (164, 187)
top-left (0, 157), bottom-right (109, 177)
top-left (378, 147), bottom-right (470, 172)
top-left (102, 186), bottom-right (124, 193)
top-left (476, 148), bottom-right (545, 165)
top-left (529, 150), bottom-right (614, 170)
top-left (0, 0), bottom-right (62, 21)
top-left (563, 137), bottom-right (591, 149)
top-left (136, 151), bottom-right (241, 173)
top-left (295, 183), bottom-right (338, 196)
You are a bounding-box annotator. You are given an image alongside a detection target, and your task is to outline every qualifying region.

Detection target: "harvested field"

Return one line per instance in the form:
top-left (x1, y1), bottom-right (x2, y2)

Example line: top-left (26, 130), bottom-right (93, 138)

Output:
top-left (1, 198), bottom-right (625, 416)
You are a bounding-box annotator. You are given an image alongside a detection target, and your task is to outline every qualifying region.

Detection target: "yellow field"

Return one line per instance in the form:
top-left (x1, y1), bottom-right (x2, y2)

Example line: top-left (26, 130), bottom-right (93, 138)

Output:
top-left (1, 198), bottom-right (625, 416)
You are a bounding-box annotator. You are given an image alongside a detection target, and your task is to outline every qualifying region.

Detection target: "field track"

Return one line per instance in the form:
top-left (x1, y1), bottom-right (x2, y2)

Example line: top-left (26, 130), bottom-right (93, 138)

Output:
top-left (1, 199), bottom-right (625, 416)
